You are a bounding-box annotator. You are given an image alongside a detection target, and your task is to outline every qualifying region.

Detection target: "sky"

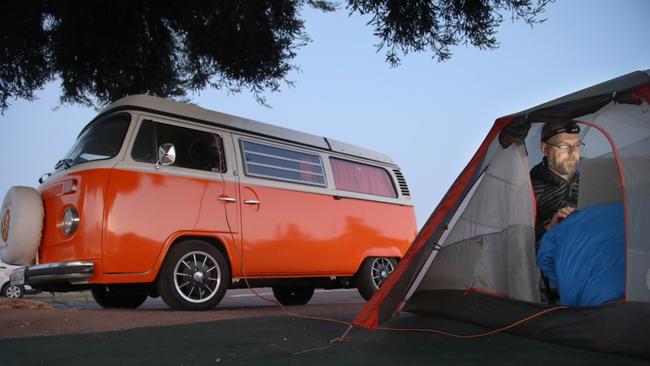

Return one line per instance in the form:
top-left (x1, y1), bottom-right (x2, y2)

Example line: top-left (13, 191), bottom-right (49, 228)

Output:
top-left (1, 0), bottom-right (648, 228)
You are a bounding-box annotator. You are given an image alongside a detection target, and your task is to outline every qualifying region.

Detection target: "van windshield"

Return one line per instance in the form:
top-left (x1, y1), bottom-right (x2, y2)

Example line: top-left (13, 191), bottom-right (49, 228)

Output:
top-left (55, 113), bottom-right (130, 170)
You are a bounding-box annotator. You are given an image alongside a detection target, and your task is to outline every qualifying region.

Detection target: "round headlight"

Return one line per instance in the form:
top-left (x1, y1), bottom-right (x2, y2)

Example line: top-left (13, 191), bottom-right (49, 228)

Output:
top-left (60, 207), bottom-right (80, 236)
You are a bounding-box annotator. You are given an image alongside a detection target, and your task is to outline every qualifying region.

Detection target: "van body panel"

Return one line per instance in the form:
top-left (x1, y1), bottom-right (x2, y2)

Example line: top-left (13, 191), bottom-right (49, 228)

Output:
top-left (90, 231), bottom-right (239, 284)
top-left (238, 184), bottom-right (340, 276)
top-left (102, 166), bottom-right (238, 274)
top-left (326, 138), bottom-right (395, 165)
top-left (333, 198), bottom-right (417, 273)
top-left (38, 169), bottom-right (111, 264)
top-left (236, 183), bottom-right (416, 277)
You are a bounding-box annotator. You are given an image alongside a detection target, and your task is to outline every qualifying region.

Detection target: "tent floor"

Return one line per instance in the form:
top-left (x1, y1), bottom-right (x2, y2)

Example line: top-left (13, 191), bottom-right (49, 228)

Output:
top-left (0, 313), bottom-right (646, 365)
top-left (403, 289), bottom-right (650, 359)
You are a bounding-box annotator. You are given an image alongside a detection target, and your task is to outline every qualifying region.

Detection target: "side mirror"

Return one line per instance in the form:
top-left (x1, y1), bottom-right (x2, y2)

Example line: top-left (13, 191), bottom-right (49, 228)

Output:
top-left (156, 143), bottom-right (176, 169)
top-left (38, 173), bottom-right (51, 184)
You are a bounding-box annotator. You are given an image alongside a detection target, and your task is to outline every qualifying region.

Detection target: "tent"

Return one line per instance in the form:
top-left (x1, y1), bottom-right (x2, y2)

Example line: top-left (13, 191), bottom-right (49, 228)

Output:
top-left (353, 70), bottom-right (650, 358)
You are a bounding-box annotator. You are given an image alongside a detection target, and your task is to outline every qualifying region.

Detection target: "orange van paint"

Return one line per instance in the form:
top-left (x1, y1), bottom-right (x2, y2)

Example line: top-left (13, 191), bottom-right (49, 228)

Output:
top-left (37, 167), bottom-right (415, 284)
top-left (239, 184), bottom-right (416, 277)
top-left (39, 170), bottom-right (111, 265)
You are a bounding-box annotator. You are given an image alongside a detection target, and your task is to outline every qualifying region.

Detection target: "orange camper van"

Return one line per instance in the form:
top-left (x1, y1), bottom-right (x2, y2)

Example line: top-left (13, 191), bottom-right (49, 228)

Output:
top-left (1, 95), bottom-right (417, 310)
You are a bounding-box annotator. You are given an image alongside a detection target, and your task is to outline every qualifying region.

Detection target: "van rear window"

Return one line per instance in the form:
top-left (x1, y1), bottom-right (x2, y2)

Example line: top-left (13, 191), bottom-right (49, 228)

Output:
top-left (330, 158), bottom-right (397, 198)
top-left (241, 140), bottom-right (326, 186)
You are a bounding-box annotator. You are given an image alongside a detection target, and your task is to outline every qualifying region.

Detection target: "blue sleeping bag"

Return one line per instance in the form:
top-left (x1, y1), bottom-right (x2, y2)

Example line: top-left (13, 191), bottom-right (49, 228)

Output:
top-left (536, 203), bottom-right (625, 307)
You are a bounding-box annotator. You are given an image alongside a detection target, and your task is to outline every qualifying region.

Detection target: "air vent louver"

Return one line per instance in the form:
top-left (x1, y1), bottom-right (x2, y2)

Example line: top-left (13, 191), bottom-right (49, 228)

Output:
top-left (393, 169), bottom-right (410, 197)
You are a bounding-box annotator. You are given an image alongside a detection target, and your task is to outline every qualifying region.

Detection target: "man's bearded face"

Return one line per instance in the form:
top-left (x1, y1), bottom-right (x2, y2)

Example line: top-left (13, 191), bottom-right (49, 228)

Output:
top-left (544, 133), bottom-right (581, 178)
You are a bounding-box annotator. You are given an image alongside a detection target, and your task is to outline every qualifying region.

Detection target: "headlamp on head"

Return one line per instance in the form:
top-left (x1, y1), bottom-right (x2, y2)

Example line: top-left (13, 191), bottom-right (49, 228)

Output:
top-left (541, 121), bottom-right (580, 143)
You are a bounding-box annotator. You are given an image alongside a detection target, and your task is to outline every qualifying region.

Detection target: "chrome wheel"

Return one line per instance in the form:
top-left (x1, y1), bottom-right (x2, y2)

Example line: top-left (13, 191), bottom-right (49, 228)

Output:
top-left (371, 257), bottom-right (395, 289)
top-left (173, 250), bottom-right (222, 303)
top-left (158, 240), bottom-right (230, 310)
top-left (3, 284), bottom-right (24, 299)
top-left (355, 257), bottom-right (398, 301)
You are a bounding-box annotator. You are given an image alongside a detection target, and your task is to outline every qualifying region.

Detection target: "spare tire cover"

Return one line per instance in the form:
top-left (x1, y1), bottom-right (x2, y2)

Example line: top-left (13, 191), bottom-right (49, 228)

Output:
top-left (0, 186), bottom-right (44, 265)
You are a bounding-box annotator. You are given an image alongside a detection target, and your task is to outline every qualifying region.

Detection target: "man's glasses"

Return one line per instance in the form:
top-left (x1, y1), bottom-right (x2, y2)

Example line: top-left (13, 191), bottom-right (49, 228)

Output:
top-left (545, 141), bottom-right (585, 152)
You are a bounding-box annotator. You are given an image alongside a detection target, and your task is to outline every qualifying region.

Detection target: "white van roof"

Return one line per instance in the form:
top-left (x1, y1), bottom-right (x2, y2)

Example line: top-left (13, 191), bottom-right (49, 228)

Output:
top-left (101, 95), bottom-right (395, 165)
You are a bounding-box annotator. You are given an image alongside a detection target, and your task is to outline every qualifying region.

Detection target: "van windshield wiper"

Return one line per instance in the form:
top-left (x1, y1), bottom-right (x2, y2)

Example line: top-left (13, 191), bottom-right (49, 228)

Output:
top-left (55, 158), bottom-right (74, 170)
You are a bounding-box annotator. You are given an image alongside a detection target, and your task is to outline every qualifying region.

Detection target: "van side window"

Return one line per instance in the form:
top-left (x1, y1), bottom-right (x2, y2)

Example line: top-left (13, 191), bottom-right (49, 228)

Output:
top-left (131, 120), bottom-right (156, 163)
top-left (132, 120), bottom-right (226, 173)
top-left (241, 140), bottom-right (326, 186)
top-left (330, 158), bottom-right (397, 198)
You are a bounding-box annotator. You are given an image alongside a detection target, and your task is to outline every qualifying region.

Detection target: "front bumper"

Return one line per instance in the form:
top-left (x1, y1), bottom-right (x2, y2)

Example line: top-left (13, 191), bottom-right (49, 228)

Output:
top-left (10, 261), bottom-right (94, 286)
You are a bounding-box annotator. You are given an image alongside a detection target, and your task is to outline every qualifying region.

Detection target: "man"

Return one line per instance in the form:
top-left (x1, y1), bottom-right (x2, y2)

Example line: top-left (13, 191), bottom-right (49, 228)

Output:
top-left (530, 121), bottom-right (582, 243)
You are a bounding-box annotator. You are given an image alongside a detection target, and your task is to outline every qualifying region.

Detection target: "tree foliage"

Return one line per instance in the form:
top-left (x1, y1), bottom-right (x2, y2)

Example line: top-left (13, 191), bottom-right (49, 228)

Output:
top-left (0, 0), bottom-right (551, 113)
top-left (348, 0), bottom-right (552, 66)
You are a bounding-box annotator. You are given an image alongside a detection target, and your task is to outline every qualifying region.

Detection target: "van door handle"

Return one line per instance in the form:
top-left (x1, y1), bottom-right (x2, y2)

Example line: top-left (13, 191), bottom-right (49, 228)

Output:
top-left (218, 196), bottom-right (237, 202)
top-left (243, 199), bottom-right (260, 205)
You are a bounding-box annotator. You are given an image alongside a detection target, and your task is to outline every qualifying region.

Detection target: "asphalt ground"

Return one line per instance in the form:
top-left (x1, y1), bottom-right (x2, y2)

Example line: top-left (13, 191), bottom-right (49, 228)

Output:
top-left (1, 313), bottom-right (647, 366)
top-left (0, 288), bottom-right (365, 339)
top-left (27, 287), bottom-right (366, 310)
top-left (1, 289), bottom-right (648, 365)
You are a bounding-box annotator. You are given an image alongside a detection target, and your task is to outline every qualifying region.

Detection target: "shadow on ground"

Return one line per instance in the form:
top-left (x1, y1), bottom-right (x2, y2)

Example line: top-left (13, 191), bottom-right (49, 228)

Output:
top-left (0, 314), bottom-right (646, 366)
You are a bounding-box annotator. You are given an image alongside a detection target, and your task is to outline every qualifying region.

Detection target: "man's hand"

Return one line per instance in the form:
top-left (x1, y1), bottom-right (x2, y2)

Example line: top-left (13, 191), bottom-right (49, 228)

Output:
top-left (545, 207), bottom-right (576, 231)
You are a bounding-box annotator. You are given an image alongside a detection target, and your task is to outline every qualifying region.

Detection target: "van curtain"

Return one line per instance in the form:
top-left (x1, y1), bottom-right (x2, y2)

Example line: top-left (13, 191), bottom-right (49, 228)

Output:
top-left (330, 158), bottom-right (396, 198)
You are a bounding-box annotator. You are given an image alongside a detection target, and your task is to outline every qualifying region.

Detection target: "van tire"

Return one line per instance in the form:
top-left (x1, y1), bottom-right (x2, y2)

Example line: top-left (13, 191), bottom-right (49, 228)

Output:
top-left (272, 285), bottom-right (315, 306)
top-left (355, 257), bottom-right (397, 301)
top-left (0, 186), bottom-right (44, 265)
top-left (91, 285), bottom-right (149, 309)
top-left (1, 283), bottom-right (24, 299)
top-left (157, 240), bottom-right (230, 310)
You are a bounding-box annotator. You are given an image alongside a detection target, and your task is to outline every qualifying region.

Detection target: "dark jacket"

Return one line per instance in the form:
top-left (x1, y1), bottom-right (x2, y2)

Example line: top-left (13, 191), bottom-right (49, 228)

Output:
top-left (530, 160), bottom-right (579, 243)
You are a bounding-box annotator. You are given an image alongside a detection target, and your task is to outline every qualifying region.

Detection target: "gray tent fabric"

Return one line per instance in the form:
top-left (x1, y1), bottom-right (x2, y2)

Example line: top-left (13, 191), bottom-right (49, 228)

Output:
top-left (575, 101), bottom-right (650, 302)
top-left (407, 143), bottom-right (538, 302)
top-left (418, 225), bottom-right (539, 302)
top-left (442, 143), bottom-right (535, 245)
